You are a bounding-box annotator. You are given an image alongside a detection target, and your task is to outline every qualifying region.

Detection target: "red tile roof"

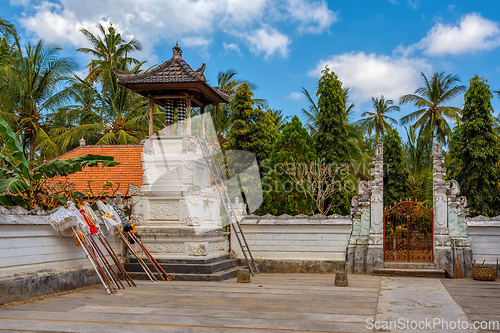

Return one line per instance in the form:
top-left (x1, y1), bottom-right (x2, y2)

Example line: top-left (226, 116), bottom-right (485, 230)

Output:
top-left (56, 145), bottom-right (143, 197)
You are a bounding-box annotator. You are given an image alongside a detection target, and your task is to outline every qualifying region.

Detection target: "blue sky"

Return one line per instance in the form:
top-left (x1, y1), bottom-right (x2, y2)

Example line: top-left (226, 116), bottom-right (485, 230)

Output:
top-left (2, 0), bottom-right (500, 131)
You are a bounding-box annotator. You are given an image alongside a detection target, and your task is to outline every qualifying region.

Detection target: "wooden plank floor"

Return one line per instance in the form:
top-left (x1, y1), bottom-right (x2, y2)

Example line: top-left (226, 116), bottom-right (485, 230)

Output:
top-left (442, 278), bottom-right (500, 332)
top-left (0, 274), bottom-right (381, 333)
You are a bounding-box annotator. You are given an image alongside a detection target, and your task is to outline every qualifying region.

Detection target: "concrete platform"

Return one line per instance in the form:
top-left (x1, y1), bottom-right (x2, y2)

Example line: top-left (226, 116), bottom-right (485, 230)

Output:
top-left (0, 274), bottom-right (499, 332)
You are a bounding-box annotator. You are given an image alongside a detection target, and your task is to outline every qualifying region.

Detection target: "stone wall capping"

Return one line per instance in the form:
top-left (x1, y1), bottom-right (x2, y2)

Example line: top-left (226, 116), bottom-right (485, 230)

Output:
top-left (468, 215), bottom-right (500, 221)
top-left (28, 207), bottom-right (50, 216)
top-left (467, 219), bottom-right (500, 227)
top-left (0, 206), bottom-right (50, 216)
top-left (0, 214), bottom-right (49, 225)
top-left (248, 213), bottom-right (351, 220)
top-left (240, 215), bottom-right (352, 225)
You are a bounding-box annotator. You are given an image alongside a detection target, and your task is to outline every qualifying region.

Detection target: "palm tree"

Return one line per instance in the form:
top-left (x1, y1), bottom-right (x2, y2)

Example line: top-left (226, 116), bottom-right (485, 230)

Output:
top-left (77, 23), bottom-right (142, 122)
top-left (54, 25), bottom-right (162, 151)
top-left (206, 69), bottom-right (266, 146)
top-left (0, 18), bottom-right (16, 65)
top-left (0, 38), bottom-right (76, 161)
top-left (400, 72), bottom-right (466, 147)
top-left (357, 96), bottom-right (399, 138)
top-left (0, 17), bottom-right (16, 40)
top-left (405, 126), bottom-right (433, 206)
top-left (301, 86), bottom-right (368, 178)
top-left (56, 65), bottom-right (158, 150)
top-left (207, 69), bottom-right (242, 142)
top-left (268, 109), bottom-right (288, 133)
top-left (301, 86), bottom-right (354, 135)
top-left (301, 87), bottom-right (319, 135)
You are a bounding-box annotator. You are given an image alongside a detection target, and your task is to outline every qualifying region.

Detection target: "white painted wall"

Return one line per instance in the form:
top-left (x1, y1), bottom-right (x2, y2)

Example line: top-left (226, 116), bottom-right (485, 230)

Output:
top-left (468, 218), bottom-right (500, 265)
top-left (232, 215), bottom-right (352, 261)
top-left (0, 214), bottom-right (123, 281)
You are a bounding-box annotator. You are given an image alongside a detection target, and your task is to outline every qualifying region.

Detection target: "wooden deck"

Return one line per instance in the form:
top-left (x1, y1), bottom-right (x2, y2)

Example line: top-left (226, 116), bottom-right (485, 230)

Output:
top-left (1, 274), bottom-right (499, 332)
top-left (0, 274), bottom-right (380, 332)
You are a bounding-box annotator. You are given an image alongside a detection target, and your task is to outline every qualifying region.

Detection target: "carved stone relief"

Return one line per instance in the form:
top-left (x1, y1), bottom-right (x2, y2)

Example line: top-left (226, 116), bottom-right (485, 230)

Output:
top-left (129, 214), bottom-right (143, 226)
top-left (150, 202), bottom-right (178, 220)
top-left (189, 242), bottom-right (208, 256)
top-left (185, 216), bottom-right (201, 226)
top-left (182, 136), bottom-right (198, 154)
top-left (147, 243), bottom-right (184, 253)
top-left (186, 185), bottom-right (202, 205)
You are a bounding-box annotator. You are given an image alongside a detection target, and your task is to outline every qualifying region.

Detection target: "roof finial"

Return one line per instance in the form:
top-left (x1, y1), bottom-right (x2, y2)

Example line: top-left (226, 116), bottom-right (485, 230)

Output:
top-left (172, 42), bottom-right (182, 59)
top-left (79, 137), bottom-right (86, 147)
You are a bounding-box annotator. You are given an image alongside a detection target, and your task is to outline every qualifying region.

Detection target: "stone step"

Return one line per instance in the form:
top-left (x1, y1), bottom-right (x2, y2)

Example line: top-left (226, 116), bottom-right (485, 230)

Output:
top-left (383, 262), bottom-right (437, 270)
top-left (146, 254), bottom-right (231, 265)
top-left (128, 266), bottom-right (247, 282)
top-left (374, 268), bottom-right (446, 278)
top-left (124, 258), bottom-right (238, 274)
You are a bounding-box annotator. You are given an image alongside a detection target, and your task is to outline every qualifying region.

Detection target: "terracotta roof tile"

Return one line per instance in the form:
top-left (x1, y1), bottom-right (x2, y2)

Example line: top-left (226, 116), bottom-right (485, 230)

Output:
top-left (56, 145), bottom-right (143, 197)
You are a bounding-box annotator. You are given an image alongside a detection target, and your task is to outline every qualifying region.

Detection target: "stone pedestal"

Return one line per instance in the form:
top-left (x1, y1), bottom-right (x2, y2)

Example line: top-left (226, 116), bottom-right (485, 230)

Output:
top-left (334, 271), bottom-right (348, 286)
top-left (129, 136), bottom-right (229, 260)
top-left (237, 269), bottom-right (250, 283)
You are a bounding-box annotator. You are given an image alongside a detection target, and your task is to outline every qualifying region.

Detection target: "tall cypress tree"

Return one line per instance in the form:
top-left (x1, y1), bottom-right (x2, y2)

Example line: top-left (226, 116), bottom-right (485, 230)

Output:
top-left (226, 83), bottom-right (277, 167)
top-left (447, 75), bottom-right (500, 217)
top-left (313, 67), bottom-right (352, 215)
top-left (383, 128), bottom-right (411, 208)
top-left (226, 83), bottom-right (277, 213)
top-left (262, 116), bottom-right (317, 215)
top-left (314, 67), bottom-right (349, 165)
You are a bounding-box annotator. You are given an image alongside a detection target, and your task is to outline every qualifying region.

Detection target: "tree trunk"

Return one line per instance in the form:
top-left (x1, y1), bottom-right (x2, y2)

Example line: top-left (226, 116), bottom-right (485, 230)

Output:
top-left (29, 132), bottom-right (35, 164)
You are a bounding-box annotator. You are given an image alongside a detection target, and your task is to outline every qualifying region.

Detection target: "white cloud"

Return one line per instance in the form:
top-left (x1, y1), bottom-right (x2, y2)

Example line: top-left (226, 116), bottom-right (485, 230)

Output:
top-left (13, 0), bottom-right (337, 61)
top-left (9, 0), bottom-right (30, 6)
top-left (309, 52), bottom-right (432, 104)
top-left (20, 1), bottom-right (90, 47)
top-left (287, 91), bottom-right (304, 101)
top-left (416, 13), bottom-right (500, 56)
top-left (223, 42), bottom-right (241, 54)
top-left (407, 0), bottom-right (419, 9)
top-left (181, 36), bottom-right (211, 57)
top-left (286, 0), bottom-right (338, 34)
top-left (242, 26), bottom-right (291, 59)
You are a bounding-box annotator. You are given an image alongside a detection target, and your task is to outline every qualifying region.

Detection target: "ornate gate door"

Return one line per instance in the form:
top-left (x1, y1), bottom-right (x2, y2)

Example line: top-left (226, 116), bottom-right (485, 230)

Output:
top-left (384, 201), bottom-right (433, 262)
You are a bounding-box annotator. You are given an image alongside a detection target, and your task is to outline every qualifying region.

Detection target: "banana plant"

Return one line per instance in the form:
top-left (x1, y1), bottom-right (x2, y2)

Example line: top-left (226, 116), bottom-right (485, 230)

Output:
top-left (0, 116), bottom-right (119, 210)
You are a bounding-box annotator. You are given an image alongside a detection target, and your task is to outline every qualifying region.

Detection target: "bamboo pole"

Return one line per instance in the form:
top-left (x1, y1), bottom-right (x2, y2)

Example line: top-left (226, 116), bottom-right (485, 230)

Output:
top-left (88, 234), bottom-right (124, 289)
top-left (72, 227), bottom-right (112, 294)
top-left (130, 233), bottom-right (172, 281)
top-left (129, 233), bottom-right (164, 281)
top-left (97, 232), bottom-right (136, 287)
top-left (117, 230), bottom-right (157, 281)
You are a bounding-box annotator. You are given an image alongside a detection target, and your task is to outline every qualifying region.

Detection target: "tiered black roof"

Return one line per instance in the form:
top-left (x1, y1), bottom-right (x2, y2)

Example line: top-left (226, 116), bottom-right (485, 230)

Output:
top-left (113, 44), bottom-right (230, 106)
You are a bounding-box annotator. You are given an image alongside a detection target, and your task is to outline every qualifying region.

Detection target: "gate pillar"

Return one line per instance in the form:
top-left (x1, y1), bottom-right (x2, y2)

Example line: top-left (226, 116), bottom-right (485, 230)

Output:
top-left (433, 144), bottom-right (472, 275)
top-left (347, 144), bottom-right (384, 274)
top-left (433, 144), bottom-right (452, 271)
top-left (367, 144), bottom-right (384, 273)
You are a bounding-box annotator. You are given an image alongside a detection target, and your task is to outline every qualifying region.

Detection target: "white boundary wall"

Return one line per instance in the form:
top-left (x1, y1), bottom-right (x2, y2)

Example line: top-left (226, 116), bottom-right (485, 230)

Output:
top-left (0, 214), bottom-right (123, 282)
top-left (467, 217), bottom-right (500, 265)
top-left (232, 214), bottom-right (352, 261)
